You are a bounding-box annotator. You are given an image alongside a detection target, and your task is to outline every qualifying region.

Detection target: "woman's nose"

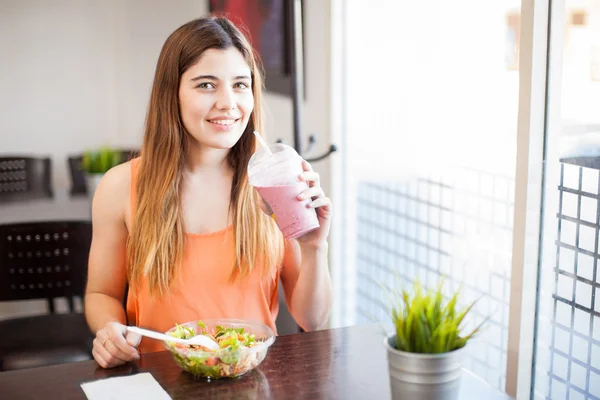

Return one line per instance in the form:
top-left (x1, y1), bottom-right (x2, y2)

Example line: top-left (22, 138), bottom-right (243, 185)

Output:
top-left (216, 87), bottom-right (235, 111)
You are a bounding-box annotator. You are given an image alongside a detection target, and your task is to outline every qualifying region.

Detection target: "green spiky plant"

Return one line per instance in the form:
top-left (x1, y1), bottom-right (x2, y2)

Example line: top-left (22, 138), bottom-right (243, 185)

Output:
top-left (387, 280), bottom-right (485, 354)
top-left (81, 147), bottom-right (123, 174)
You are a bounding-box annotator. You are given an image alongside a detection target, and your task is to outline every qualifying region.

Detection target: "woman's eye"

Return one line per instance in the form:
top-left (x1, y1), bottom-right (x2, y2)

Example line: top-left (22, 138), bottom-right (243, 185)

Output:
top-left (234, 82), bottom-right (249, 89)
top-left (197, 82), bottom-right (215, 89)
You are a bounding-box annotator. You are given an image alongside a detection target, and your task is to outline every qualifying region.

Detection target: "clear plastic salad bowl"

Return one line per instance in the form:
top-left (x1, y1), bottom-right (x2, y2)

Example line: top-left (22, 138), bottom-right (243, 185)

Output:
top-left (163, 318), bottom-right (275, 379)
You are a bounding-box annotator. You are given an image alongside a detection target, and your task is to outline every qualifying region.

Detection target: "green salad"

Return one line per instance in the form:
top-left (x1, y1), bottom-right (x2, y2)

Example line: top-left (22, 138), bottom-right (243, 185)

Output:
top-left (166, 321), bottom-right (265, 379)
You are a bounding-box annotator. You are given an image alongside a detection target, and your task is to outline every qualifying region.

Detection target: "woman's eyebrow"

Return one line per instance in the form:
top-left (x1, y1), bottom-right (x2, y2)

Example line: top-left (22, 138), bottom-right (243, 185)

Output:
top-left (190, 74), bottom-right (251, 81)
top-left (191, 74), bottom-right (218, 81)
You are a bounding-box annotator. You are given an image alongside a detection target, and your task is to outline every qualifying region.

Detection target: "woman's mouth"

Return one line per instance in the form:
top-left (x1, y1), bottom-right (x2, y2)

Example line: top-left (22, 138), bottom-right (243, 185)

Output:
top-left (207, 118), bottom-right (240, 131)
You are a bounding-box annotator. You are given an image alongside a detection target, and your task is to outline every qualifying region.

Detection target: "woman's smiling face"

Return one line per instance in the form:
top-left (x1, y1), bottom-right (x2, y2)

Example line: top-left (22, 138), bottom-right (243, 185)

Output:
top-left (178, 47), bottom-right (254, 150)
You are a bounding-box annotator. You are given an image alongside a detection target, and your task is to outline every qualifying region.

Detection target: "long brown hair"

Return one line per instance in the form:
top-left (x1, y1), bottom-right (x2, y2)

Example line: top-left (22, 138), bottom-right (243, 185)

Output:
top-left (127, 16), bottom-right (284, 296)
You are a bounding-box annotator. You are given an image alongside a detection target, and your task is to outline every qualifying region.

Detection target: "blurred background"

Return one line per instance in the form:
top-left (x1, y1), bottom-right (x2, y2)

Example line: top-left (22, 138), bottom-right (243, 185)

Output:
top-left (1, 0), bottom-right (599, 398)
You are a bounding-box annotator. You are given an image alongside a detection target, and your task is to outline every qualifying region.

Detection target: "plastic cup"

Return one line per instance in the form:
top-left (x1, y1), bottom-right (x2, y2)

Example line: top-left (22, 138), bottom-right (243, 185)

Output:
top-left (248, 143), bottom-right (320, 239)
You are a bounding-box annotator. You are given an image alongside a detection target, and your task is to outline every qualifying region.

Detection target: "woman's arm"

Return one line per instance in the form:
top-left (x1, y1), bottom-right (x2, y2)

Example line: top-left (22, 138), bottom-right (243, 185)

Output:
top-left (84, 163), bottom-right (140, 367)
top-left (280, 160), bottom-right (333, 331)
top-left (280, 239), bottom-right (333, 331)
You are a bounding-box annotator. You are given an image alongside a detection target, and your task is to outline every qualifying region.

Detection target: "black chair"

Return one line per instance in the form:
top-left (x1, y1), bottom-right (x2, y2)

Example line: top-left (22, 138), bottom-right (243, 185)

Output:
top-left (68, 149), bottom-right (139, 195)
top-left (0, 221), bottom-right (94, 371)
top-left (0, 157), bottom-right (52, 202)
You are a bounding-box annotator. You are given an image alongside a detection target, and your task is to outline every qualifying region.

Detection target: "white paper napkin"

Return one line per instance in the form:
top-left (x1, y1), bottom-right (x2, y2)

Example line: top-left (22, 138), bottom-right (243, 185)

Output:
top-left (80, 372), bottom-right (171, 400)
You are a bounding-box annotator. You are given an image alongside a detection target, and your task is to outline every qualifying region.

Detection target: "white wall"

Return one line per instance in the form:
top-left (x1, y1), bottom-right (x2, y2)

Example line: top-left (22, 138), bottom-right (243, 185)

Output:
top-left (0, 0), bottom-right (333, 323)
top-left (0, 0), bottom-right (209, 187)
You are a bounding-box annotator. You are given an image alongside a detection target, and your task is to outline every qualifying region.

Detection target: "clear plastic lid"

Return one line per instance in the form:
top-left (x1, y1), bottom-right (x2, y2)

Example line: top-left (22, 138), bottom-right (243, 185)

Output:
top-left (247, 143), bottom-right (302, 186)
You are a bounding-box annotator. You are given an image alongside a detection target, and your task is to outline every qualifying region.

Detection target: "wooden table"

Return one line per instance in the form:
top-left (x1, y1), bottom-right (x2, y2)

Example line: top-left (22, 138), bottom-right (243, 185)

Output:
top-left (0, 190), bottom-right (91, 224)
top-left (0, 324), bottom-right (512, 400)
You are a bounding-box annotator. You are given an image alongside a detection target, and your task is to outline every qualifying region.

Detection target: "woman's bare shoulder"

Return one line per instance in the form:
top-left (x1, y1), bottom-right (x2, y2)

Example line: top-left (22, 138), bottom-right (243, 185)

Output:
top-left (99, 161), bottom-right (131, 193)
top-left (91, 162), bottom-right (132, 221)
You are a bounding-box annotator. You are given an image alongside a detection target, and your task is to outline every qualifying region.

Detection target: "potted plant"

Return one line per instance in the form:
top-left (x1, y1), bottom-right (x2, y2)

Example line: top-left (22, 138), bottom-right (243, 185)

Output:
top-left (81, 147), bottom-right (123, 197)
top-left (383, 280), bottom-right (485, 400)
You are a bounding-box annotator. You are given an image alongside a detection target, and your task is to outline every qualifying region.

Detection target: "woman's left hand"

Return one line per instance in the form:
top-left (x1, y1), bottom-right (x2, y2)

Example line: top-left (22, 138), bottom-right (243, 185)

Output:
top-left (296, 159), bottom-right (332, 247)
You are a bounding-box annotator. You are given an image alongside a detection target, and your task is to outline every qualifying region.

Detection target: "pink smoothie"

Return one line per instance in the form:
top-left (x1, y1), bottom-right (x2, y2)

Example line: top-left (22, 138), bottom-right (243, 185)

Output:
top-left (256, 181), bottom-right (320, 239)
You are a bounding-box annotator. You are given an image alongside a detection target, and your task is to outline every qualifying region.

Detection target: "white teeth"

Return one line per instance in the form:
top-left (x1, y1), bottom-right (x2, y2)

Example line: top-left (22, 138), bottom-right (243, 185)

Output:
top-left (210, 119), bottom-right (235, 125)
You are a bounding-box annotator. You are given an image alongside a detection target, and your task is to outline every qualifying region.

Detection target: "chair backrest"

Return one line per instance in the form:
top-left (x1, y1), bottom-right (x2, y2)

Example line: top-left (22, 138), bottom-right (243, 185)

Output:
top-left (0, 221), bottom-right (92, 312)
top-left (0, 157), bottom-right (52, 202)
top-left (68, 149), bottom-right (139, 195)
top-left (67, 156), bottom-right (87, 196)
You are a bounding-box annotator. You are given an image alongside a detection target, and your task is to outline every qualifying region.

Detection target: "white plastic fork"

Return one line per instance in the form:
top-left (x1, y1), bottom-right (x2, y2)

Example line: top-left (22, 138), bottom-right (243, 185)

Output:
top-left (126, 326), bottom-right (220, 351)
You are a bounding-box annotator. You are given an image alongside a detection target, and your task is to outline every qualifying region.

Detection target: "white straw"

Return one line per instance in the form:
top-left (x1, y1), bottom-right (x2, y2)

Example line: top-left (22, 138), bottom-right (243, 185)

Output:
top-left (253, 130), bottom-right (272, 155)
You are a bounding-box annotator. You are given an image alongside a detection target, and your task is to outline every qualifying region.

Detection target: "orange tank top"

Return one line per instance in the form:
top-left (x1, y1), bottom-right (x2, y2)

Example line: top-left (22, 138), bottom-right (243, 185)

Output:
top-left (125, 158), bottom-right (281, 353)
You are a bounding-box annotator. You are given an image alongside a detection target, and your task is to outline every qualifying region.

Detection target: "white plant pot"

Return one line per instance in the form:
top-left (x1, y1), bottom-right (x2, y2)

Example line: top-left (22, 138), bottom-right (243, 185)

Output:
top-left (84, 173), bottom-right (104, 199)
top-left (384, 334), bottom-right (465, 400)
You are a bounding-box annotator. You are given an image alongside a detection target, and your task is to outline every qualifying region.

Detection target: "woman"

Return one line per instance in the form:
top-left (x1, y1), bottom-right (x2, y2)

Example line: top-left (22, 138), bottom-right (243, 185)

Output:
top-left (84, 15), bottom-right (333, 368)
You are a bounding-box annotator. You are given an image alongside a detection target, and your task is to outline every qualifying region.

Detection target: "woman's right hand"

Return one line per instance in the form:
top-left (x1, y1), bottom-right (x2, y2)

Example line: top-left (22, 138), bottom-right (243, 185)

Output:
top-left (92, 322), bottom-right (141, 368)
